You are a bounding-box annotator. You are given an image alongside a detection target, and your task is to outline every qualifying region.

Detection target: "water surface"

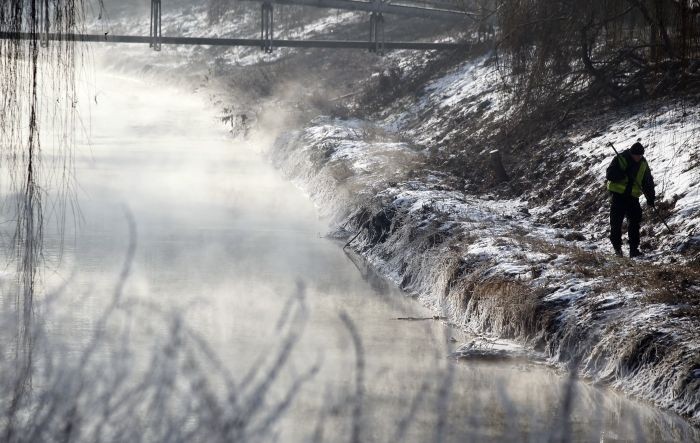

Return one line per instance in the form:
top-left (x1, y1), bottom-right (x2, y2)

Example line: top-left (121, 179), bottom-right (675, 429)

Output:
top-left (2, 71), bottom-right (698, 442)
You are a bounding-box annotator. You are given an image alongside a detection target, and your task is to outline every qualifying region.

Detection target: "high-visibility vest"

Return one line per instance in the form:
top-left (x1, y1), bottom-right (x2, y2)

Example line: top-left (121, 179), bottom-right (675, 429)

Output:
top-left (607, 155), bottom-right (648, 198)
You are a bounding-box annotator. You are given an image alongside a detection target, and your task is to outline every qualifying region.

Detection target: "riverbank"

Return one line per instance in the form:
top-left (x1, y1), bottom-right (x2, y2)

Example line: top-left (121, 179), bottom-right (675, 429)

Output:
top-left (267, 52), bottom-right (700, 427)
top-left (90, 3), bottom-right (700, 429)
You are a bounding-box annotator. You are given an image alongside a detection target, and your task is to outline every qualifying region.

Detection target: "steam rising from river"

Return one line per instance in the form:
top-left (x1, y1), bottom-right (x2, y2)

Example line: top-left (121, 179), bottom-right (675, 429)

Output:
top-left (0, 64), bottom-right (698, 442)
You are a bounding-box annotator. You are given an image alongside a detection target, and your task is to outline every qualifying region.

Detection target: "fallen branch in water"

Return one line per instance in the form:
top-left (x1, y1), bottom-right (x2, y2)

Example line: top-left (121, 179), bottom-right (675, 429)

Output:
top-left (343, 219), bottom-right (370, 249)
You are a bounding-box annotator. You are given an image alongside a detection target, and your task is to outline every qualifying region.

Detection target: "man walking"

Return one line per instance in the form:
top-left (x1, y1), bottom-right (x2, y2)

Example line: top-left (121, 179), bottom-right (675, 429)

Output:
top-left (606, 141), bottom-right (655, 257)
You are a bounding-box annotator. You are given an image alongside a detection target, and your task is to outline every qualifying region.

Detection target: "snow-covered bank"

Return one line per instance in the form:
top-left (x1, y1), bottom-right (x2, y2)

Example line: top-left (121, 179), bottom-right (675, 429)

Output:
top-left (269, 55), bottom-right (700, 426)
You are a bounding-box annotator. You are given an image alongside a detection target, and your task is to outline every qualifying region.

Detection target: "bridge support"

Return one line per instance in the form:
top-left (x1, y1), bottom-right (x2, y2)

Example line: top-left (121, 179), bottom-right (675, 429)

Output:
top-left (40, 0), bottom-right (49, 48)
top-left (369, 12), bottom-right (385, 54)
top-left (150, 0), bottom-right (162, 51)
top-left (260, 2), bottom-right (274, 53)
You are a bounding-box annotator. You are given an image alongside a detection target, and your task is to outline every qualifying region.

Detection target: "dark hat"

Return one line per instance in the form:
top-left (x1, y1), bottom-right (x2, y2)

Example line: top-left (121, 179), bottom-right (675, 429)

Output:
top-left (630, 142), bottom-right (645, 155)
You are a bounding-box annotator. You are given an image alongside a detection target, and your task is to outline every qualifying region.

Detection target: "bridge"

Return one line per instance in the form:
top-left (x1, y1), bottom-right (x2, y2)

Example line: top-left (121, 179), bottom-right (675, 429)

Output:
top-left (1, 0), bottom-right (478, 54)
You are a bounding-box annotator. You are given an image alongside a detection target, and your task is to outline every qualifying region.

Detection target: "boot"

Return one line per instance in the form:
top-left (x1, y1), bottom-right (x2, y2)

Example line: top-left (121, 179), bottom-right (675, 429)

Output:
top-left (629, 248), bottom-right (643, 258)
top-left (613, 246), bottom-right (623, 257)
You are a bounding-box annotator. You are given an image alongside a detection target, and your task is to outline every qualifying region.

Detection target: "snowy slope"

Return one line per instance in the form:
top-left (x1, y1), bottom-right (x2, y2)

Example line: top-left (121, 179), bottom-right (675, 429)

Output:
top-left (270, 54), bottom-right (700, 426)
top-left (572, 105), bottom-right (700, 256)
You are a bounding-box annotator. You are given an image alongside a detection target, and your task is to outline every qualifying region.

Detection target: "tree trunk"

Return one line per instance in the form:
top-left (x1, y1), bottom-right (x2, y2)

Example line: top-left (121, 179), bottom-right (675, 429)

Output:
top-left (489, 149), bottom-right (509, 183)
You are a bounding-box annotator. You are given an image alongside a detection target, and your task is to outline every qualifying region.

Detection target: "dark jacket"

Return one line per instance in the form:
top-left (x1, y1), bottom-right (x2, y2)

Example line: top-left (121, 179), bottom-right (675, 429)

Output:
top-left (606, 149), bottom-right (655, 204)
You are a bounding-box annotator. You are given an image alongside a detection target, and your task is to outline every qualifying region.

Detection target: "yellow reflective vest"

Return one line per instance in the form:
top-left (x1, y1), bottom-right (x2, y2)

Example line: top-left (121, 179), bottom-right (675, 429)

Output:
top-left (607, 155), bottom-right (648, 198)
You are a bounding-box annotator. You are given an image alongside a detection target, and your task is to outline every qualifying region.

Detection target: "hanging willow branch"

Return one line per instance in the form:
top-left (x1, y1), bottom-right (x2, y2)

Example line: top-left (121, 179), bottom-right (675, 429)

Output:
top-left (0, 0), bottom-right (101, 363)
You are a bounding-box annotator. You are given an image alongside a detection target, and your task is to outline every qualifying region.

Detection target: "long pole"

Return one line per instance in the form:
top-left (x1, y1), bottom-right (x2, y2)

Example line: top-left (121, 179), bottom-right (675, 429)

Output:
top-left (651, 205), bottom-right (673, 234)
top-left (607, 141), bottom-right (620, 157)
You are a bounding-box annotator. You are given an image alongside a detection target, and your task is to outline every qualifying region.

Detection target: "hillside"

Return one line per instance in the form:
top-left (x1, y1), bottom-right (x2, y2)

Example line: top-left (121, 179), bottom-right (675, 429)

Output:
top-left (91, 1), bottom-right (700, 427)
top-left (270, 47), bottom-right (700, 426)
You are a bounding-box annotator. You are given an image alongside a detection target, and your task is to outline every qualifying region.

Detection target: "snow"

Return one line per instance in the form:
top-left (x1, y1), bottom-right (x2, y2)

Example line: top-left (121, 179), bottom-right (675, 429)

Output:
top-left (270, 50), bottom-right (700, 426)
top-left (382, 54), bottom-right (507, 144)
top-left (569, 104), bottom-right (700, 254)
top-left (453, 336), bottom-right (535, 361)
top-left (424, 55), bottom-right (502, 112)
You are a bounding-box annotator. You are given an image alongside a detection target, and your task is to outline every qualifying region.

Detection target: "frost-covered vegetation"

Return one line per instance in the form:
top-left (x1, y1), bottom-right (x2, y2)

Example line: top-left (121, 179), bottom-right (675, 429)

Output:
top-left (2, 0), bottom-right (700, 439)
top-left (267, 0), bottom-right (700, 429)
top-left (1, 277), bottom-right (319, 442)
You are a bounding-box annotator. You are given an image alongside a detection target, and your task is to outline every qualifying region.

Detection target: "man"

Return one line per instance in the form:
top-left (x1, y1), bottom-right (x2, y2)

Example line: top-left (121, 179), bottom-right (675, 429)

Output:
top-left (606, 141), bottom-right (655, 258)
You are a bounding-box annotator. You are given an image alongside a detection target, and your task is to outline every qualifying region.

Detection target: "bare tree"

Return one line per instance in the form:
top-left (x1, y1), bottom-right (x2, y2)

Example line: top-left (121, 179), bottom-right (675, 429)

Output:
top-left (493, 0), bottom-right (700, 120)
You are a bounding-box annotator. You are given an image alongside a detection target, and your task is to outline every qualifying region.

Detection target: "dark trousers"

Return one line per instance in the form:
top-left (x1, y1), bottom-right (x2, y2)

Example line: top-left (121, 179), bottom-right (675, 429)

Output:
top-left (609, 192), bottom-right (642, 251)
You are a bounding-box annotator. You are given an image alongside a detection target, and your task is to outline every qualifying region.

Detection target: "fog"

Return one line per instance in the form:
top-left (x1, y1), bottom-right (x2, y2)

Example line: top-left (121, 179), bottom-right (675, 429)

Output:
top-left (0, 52), bottom-right (696, 441)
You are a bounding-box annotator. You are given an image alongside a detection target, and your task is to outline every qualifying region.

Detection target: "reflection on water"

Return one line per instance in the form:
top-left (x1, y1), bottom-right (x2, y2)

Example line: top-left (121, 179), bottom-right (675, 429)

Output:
top-left (0, 71), bottom-right (698, 442)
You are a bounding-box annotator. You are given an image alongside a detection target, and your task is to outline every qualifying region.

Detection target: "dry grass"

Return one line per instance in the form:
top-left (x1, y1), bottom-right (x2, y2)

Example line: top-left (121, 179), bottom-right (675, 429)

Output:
top-left (469, 277), bottom-right (546, 339)
top-left (446, 262), bottom-right (550, 341)
top-left (446, 261), bottom-right (490, 312)
top-left (640, 264), bottom-right (700, 317)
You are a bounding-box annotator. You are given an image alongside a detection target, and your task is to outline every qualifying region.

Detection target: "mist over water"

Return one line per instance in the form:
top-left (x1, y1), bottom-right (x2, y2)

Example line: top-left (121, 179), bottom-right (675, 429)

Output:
top-left (1, 67), bottom-right (698, 442)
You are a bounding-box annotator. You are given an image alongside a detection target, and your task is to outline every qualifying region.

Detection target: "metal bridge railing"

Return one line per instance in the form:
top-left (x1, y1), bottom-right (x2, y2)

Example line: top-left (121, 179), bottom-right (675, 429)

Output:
top-left (0, 1), bottom-right (480, 55)
top-left (150, 0), bottom-right (162, 51)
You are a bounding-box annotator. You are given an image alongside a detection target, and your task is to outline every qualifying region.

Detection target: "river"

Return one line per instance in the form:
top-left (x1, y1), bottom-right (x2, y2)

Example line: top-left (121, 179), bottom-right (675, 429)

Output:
top-left (2, 70), bottom-right (698, 442)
